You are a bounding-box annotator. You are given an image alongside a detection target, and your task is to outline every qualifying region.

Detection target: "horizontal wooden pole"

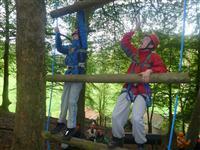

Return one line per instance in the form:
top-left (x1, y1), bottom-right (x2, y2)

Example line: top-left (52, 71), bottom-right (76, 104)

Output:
top-left (42, 131), bottom-right (127, 150)
top-left (125, 133), bottom-right (162, 144)
top-left (50, 0), bottom-right (116, 18)
top-left (46, 72), bottom-right (190, 83)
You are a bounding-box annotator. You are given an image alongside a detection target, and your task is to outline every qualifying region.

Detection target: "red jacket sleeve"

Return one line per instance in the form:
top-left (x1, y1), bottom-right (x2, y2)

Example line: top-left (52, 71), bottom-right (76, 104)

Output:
top-left (151, 52), bottom-right (167, 73)
top-left (120, 31), bottom-right (137, 58)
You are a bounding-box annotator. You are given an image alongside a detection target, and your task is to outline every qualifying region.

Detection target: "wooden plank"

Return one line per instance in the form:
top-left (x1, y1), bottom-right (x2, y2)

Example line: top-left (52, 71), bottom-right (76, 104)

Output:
top-left (50, 0), bottom-right (116, 18)
top-left (46, 72), bottom-right (190, 83)
top-left (124, 133), bottom-right (162, 145)
top-left (42, 131), bottom-right (128, 150)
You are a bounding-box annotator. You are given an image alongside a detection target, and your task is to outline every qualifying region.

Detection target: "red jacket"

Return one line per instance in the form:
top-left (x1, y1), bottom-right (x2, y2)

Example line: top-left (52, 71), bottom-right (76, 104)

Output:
top-left (120, 31), bottom-right (167, 95)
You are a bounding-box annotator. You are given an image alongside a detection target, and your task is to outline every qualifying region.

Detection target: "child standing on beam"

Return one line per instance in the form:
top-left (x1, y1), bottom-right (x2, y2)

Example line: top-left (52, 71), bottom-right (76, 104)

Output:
top-left (50, 27), bottom-right (86, 140)
top-left (108, 25), bottom-right (167, 150)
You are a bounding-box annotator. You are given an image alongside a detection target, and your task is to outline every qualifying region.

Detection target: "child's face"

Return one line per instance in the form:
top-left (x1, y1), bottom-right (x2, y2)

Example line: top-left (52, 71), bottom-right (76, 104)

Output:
top-left (140, 36), bottom-right (154, 49)
top-left (72, 34), bottom-right (79, 40)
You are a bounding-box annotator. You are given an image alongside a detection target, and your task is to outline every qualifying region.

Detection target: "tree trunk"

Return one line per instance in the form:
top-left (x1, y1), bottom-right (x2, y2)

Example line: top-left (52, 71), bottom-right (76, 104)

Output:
top-left (168, 84), bottom-right (172, 135)
top-left (99, 87), bottom-right (103, 126)
top-left (46, 72), bottom-right (190, 83)
top-left (147, 85), bottom-right (157, 133)
top-left (187, 84), bottom-right (200, 149)
top-left (12, 0), bottom-right (46, 149)
top-left (179, 96), bottom-right (186, 134)
top-left (50, 0), bottom-right (116, 18)
top-left (146, 108), bottom-right (152, 133)
top-left (77, 84), bottom-right (86, 135)
top-left (167, 84), bottom-right (177, 148)
top-left (1, 0), bottom-right (11, 111)
top-left (76, 6), bottom-right (95, 135)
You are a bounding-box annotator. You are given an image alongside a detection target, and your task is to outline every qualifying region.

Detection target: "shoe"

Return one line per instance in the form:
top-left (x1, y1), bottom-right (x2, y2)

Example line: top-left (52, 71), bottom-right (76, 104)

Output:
top-left (61, 143), bottom-right (69, 150)
top-left (50, 123), bottom-right (66, 134)
top-left (63, 128), bottom-right (76, 141)
top-left (137, 143), bottom-right (145, 150)
top-left (107, 136), bottom-right (124, 149)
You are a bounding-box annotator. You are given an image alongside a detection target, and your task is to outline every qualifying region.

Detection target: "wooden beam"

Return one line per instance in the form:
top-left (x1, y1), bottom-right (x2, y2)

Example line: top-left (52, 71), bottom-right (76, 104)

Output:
top-left (46, 72), bottom-right (190, 83)
top-left (125, 133), bottom-right (162, 145)
top-left (50, 0), bottom-right (116, 18)
top-left (42, 131), bottom-right (128, 150)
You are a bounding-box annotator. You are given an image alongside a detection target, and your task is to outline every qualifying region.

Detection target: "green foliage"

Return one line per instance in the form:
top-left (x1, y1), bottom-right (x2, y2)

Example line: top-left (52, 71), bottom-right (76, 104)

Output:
top-left (1, 0), bottom-right (200, 134)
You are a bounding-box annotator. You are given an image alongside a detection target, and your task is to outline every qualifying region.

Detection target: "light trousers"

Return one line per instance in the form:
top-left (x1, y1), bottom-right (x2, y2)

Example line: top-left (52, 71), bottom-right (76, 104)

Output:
top-left (112, 92), bottom-right (147, 144)
top-left (58, 82), bottom-right (83, 128)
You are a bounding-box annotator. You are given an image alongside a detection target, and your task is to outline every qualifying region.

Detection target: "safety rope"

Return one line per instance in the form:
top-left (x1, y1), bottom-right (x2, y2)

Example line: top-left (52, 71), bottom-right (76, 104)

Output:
top-left (45, 1), bottom-right (59, 149)
top-left (167, 0), bottom-right (187, 149)
top-left (45, 42), bottom-right (56, 150)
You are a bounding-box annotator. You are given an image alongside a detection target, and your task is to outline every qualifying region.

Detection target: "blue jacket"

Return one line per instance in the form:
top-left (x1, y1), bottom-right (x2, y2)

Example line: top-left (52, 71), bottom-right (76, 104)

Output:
top-left (55, 32), bottom-right (86, 74)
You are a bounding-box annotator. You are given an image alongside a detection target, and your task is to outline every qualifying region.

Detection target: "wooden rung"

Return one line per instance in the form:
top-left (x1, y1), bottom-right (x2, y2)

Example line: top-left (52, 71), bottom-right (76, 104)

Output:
top-left (50, 0), bottom-right (116, 18)
top-left (46, 72), bottom-right (190, 83)
top-left (124, 133), bottom-right (162, 145)
top-left (42, 131), bottom-right (128, 150)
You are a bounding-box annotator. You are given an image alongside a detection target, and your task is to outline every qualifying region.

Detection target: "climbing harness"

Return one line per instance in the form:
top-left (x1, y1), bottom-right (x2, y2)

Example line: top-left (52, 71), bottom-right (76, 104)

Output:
top-left (45, 2), bottom-right (88, 149)
top-left (122, 46), bottom-right (153, 107)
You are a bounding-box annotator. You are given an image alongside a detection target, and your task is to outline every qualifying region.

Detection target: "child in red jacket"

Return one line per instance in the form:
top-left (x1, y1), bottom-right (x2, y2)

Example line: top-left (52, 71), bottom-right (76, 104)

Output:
top-left (108, 28), bottom-right (167, 150)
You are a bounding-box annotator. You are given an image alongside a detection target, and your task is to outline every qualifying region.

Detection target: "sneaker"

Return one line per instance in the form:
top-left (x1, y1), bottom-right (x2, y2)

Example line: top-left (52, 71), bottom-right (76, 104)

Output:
top-left (61, 143), bottom-right (69, 150)
top-left (107, 136), bottom-right (124, 149)
top-left (137, 143), bottom-right (145, 150)
top-left (50, 123), bottom-right (66, 134)
top-left (63, 128), bottom-right (76, 141)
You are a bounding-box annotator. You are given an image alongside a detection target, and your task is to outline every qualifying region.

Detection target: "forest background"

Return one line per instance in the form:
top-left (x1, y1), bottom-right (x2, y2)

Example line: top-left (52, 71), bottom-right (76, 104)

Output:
top-left (0, 0), bottom-right (200, 144)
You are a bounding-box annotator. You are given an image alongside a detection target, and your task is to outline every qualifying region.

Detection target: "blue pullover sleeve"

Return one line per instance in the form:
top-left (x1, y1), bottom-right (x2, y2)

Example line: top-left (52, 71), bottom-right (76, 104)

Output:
top-left (55, 32), bottom-right (70, 55)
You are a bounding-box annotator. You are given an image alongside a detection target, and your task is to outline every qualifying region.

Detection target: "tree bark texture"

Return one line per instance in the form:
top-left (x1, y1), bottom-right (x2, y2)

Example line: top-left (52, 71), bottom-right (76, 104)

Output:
top-left (12, 0), bottom-right (46, 149)
top-left (77, 84), bottom-right (86, 135)
top-left (50, 0), bottom-right (116, 18)
top-left (46, 72), bottom-right (190, 83)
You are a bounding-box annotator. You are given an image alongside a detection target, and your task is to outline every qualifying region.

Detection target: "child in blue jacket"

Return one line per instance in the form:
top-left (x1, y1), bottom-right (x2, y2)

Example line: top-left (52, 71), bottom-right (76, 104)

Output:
top-left (51, 27), bottom-right (86, 140)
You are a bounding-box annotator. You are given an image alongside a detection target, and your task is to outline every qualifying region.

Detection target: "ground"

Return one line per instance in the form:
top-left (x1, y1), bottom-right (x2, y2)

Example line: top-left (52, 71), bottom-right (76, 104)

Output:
top-left (0, 111), bottom-right (14, 149)
top-left (0, 111), bottom-right (168, 150)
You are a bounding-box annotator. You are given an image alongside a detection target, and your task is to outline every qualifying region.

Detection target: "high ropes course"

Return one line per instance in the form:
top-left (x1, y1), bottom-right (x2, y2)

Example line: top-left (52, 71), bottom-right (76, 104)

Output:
top-left (43, 0), bottom-right (190, 150)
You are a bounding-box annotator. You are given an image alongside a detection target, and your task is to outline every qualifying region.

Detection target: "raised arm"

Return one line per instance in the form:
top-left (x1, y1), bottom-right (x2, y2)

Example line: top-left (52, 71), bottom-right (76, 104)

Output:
top-left (55, 32), bottom-right (71, 55)
top-left (120, 31), bottom-right (138, 58)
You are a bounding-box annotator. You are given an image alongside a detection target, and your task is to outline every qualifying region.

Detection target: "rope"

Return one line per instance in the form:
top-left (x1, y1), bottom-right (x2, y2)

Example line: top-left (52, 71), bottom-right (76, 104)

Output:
top-left (45, 1), bottom-right (60, 149)
top-left (167, 0), bottom-right (187, 149)
top-left (45, 43), bottom-right (56, 150)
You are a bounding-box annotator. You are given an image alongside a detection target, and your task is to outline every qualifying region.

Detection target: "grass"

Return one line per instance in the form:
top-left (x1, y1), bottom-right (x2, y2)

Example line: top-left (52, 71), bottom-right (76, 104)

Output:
top-left (0, 76), bottom-right (62, 118)
top-left (0, 76), bottom-right (17, 112)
